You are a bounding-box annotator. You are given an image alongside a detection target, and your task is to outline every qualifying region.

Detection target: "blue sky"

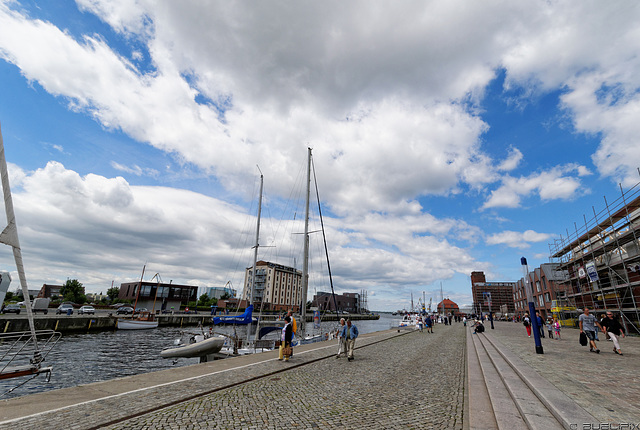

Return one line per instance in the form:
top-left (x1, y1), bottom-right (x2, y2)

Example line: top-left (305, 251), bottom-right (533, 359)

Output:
top-left (1, 0), bottom-right (640, 311)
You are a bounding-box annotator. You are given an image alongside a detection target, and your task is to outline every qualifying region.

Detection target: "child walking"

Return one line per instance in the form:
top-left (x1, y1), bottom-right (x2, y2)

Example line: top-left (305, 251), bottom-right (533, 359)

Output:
top-left (553, 317), bottom-right (561, 340)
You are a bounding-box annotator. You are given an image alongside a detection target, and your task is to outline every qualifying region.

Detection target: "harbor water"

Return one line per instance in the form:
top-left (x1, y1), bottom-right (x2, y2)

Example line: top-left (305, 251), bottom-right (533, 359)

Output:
top-left (1, 313), bottom-right (398, 399)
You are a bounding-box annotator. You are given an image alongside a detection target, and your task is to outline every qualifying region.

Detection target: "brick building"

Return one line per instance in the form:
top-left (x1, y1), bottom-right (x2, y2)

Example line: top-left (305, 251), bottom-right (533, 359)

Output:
top-left (470, 271), bottom-right (516, 317)
top-left (513, 263), bottom-right (570, 320)
top-left (549, 183), bottom-right (640, 333)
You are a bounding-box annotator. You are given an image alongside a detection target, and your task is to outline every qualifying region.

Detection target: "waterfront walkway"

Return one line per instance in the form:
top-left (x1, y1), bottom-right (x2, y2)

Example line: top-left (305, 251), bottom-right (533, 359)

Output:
top-left (0, 321), bottom-right (637, 429)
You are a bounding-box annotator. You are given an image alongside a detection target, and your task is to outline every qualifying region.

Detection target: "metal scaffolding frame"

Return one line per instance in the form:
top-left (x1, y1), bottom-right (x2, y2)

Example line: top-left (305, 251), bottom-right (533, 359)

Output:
top-left (548, 179), bottom-right (640, 335)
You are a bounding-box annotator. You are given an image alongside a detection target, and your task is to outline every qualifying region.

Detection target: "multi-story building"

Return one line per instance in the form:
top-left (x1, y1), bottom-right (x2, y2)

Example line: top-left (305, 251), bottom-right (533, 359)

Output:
top-left (549, 182), bottom-right (640, 334)
top-left (243, 260), bottom-right (303, 312)
top-left (312, 291), bottom-right (360, 313)
top-left (513, 263), bottom-right (570, 320)
top-left (470, 271), bottom-right (516, 316)
top-left (118, 281), bottom-right (198, 311)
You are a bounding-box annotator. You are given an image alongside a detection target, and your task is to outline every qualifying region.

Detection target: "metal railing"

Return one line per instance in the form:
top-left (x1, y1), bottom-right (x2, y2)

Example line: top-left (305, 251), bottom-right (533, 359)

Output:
top-left (0, 329), bottom-right (61, 380)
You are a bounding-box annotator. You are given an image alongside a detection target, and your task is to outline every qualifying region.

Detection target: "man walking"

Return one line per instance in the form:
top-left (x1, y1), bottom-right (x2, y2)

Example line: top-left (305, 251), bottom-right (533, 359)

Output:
top-left (579, 307), bottom-right (603, 353)
top-left (341, 319), bottom-right (359, 361)
top-left (601, 311), bottom-right (626, 355)
top-left (536, 311), bottom-right (545, 338)
top-left (425, 315), bottom-right (433, 333)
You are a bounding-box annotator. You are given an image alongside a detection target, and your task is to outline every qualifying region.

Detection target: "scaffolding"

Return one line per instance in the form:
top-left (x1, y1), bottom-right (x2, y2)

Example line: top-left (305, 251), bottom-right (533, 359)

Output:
top-left (549, 180), bottom-right (640, 335)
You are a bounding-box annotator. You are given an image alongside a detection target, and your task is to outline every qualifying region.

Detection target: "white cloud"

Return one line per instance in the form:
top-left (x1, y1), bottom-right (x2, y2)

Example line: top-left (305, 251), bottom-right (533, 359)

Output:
top-left (486, 229), bottom-right (552, 249)
top-left (482, 164), bottom-right (590, 210)
top-left (111, 161), bottom-right (159, 178)
top-left (497, 147), bottom-right (523, 172)
top-left (0, 162), bottom-right (483, 306)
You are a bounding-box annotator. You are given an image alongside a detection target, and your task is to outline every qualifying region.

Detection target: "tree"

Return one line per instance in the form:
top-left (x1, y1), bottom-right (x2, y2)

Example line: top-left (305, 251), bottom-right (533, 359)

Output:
top-left (197, 293), bottom-right (211, 307)
top-left (60, 279), bottom-right (86, 304)
top-left (106, 286), bottom-right (120, 303)
top-left (220, 291), bottom-right (231, 300)
top-left (4, 291), bottom-right (13, 301)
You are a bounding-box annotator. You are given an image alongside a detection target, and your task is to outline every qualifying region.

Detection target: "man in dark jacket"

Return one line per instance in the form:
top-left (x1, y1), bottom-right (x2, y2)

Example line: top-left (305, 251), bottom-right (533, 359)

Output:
top-left (601, 312), bottom-right (626, 355)
top-left (536, 312), bottom-right (545, 338)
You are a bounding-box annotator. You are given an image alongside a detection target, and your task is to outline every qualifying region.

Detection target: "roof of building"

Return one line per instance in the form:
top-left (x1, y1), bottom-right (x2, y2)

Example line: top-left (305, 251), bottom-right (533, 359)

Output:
top-left (437, 298), bottom-right (459, 309)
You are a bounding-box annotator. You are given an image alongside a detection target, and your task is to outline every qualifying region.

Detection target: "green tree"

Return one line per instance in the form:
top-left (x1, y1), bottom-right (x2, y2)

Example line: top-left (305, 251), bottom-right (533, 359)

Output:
top-left (220, 291), bottom-right (231, 300)
top-left (4, 291), bottom-right (13, 301)
top-left (106, 286), bottom-right (120, 302)
top-left (60, 279), bottom-right (86, 304)
top-left (197, 293), bottom-right (211, 307)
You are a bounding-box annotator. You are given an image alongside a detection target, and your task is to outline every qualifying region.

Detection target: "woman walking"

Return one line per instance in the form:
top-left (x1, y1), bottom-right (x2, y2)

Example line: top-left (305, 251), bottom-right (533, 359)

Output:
top-left (523, 314), bottom-right (532, 337)
top-left (279, 316), bottom-right (293, 361)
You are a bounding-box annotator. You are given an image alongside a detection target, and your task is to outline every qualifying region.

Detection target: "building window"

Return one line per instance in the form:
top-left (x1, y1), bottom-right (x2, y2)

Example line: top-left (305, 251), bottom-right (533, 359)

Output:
top-left (535, 281), bottom-right (541, 292)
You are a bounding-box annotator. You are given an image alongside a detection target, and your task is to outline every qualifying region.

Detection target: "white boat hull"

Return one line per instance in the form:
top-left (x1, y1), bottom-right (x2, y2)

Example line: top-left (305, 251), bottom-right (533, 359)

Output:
top-left (117, 319), bottom-right (159, 330)
top-left (160, 336), bottom-right (225, 358)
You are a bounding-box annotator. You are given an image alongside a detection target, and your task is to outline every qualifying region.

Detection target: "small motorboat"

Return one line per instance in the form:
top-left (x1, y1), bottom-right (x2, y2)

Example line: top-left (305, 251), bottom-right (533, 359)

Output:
top-left (160, 334), bottom-right (225, 362)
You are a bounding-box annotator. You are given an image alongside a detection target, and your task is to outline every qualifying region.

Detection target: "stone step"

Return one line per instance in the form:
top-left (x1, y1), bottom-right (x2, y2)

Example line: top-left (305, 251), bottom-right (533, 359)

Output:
top-left (475, 333), bottom-right (563, 430)
top-left (470, 330), bottom-right (529, 429)
top-left (481, 331), bottom-right (598, 429)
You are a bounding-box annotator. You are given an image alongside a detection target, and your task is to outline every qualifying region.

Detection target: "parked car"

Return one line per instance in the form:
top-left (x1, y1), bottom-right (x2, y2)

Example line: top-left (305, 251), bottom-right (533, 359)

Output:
top-left (56, 303), bottom-right (74, 315)
top-left (116, 306), bottom-right (134, 315)
top-left (78, 305), bottom-right (96, 315)
top-left (1, 304), bottom-right (22, 314)
top-left (134, 307), bottom-right (148, 313)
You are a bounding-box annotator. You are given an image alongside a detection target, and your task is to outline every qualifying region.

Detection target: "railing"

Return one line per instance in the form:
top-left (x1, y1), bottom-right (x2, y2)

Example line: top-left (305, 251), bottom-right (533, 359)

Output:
top-left (0, 329), bottom-right (61, 380)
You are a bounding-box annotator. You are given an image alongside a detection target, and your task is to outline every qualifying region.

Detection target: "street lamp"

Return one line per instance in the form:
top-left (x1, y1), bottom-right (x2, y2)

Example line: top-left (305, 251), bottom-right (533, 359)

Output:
top-left (521, 257), bottom-right (543, 354)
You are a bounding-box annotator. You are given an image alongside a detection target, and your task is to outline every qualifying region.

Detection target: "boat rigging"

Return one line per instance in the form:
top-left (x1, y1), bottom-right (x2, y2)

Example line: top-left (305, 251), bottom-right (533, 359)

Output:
top-left (0, 122), bottom-right (61, 392)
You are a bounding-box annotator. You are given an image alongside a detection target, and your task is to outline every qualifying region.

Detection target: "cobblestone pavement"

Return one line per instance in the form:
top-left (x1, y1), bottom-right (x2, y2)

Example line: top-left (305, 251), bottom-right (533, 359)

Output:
top-left (102, 324), bottom-right (467, 430)
top-left (485, 321), bottom-right (640, 425)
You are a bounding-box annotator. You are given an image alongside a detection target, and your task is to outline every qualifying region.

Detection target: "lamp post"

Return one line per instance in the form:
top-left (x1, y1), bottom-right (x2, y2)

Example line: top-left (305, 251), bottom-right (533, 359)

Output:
top-left (521, 257), bottom-right (543, 354)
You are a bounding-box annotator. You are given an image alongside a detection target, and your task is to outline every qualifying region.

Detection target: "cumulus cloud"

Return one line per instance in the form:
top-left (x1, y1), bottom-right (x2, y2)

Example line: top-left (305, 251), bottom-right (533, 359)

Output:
top-left (482, 164), bottom-right (590, 209)
top-left (0, 162), bottom-right (482, 303)
top-left (497, 147), bottom-right (523, 172)
top-left (486, 229), bottom-right (552, 249)
top-left (2, 1), bottom-right (638, 211)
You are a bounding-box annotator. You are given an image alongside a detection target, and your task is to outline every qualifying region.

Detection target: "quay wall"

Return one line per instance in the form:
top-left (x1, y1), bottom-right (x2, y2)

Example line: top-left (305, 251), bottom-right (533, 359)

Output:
top-left (0, 312), bottom-right (379, 334)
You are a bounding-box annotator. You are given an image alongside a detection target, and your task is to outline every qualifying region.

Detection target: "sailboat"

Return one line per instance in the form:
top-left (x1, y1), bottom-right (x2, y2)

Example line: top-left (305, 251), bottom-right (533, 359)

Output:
top-left (0, 123), bottom-right (61, 387)
top-left (216, 170), bottom-right (277, 355)
top-left (116, 267), bottom-right (159, 330)
top-left (212, 304), bottom-right (255, 325)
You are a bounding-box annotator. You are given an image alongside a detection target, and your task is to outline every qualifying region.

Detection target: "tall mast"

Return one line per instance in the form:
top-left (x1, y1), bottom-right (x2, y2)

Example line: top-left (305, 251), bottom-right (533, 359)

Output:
top-left (133, 264), bottom-right (146, 312)
top-left (249, 170), bottom-right (263, 305)
top-left (0, 123), bottom-right (38, 350)
top-left (301, 148), bottom-right (311, 322)
top-left (441, 282), bottom-right (444, 317)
